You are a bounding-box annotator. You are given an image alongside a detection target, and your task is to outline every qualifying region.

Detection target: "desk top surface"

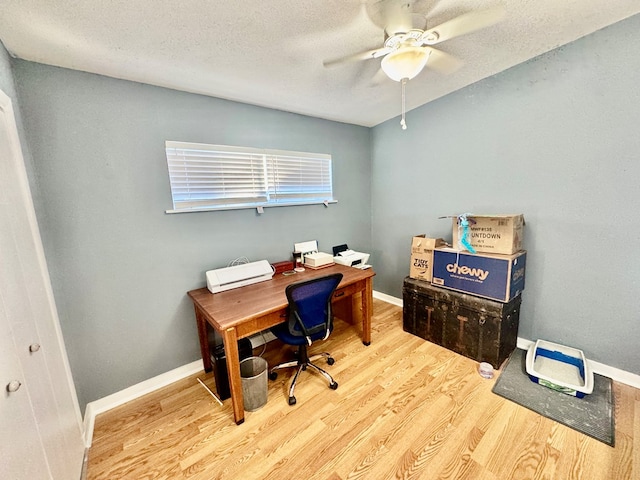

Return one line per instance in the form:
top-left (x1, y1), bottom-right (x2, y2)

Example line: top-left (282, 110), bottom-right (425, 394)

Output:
top-left (188, 263), bottom-right (374, 330)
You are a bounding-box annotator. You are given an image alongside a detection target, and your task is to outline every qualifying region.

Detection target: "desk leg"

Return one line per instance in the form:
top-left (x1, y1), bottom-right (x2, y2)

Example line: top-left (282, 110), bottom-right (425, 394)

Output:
top-left (195, 307), bottom-right (212, 372)
top-left (223, 327), bottom-right (245, 425)
top-left (362, 277), bottom-right (373, 346)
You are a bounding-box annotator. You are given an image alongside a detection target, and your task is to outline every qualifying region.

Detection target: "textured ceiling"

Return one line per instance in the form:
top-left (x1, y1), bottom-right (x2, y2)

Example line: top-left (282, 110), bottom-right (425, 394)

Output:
top-left (0, 0), bottom-right (638, 127)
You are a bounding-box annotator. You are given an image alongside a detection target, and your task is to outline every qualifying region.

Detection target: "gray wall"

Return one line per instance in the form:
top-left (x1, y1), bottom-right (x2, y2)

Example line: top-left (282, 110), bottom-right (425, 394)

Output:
top-left (371, 14), bottom-right (640, 374)
top-left (0, 44), bottom-right (35, 183)
top-left (8, 13), bottom-right (640, 410)
top-left (12, 62), bottom-right (372, 409)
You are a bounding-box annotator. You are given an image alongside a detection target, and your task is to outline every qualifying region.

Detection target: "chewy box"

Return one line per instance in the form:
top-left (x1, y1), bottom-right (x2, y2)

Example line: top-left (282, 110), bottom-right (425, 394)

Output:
top-left (431, 248), bottom-right (526, 302)
top-left (525, 340), bottom-right (594, 398)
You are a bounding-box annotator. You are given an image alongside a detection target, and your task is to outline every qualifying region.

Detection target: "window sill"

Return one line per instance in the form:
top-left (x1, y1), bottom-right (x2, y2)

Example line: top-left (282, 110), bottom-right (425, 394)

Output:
top-left (165, 199), bottom-right (338, 214)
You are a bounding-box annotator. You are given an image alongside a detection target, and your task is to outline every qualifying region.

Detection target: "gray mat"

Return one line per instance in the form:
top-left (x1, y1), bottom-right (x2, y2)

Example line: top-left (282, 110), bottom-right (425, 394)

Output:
top-left (492, 348), bottom-right (614, 446)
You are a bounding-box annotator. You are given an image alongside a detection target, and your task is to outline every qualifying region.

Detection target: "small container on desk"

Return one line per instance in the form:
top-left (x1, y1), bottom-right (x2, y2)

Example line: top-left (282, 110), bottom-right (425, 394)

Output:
top-left (292, 251), bottom-right (305, 272)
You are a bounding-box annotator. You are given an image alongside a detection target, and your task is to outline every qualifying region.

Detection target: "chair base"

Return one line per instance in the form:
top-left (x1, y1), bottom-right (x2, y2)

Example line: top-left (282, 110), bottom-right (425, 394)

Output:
top-left (268, 348), bottom-right (338, 405)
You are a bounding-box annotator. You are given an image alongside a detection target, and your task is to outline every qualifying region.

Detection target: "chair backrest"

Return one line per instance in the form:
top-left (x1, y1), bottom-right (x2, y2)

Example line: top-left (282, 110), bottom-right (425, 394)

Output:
top-left (285, 273), bottom-right (343, 343)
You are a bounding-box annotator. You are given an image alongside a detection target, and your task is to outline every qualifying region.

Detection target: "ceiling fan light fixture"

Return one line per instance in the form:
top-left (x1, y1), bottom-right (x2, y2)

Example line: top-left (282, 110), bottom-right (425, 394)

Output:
top-left (380, 46), bottom-right (430, 82)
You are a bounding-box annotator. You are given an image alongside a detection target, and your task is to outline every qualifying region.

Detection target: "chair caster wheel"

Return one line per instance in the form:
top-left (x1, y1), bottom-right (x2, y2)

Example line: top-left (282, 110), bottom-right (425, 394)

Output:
top-left (330, 381), bottom-right (338, 390)
top-left (288, 396), bottom-right (297, 405)
top-left (269, 371), bottom-right (278, 381)
top-left (327, 357), bottom-right (335, 366)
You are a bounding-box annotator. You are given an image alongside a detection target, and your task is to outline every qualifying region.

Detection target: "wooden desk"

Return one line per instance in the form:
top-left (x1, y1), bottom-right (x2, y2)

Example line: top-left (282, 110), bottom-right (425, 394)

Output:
top-left (188, 264), bottom-right (375, 424)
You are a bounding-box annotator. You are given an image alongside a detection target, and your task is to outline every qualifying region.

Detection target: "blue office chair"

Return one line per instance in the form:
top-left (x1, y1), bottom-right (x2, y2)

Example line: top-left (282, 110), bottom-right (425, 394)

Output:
top-left (268, 273), bottom-right (343, 405)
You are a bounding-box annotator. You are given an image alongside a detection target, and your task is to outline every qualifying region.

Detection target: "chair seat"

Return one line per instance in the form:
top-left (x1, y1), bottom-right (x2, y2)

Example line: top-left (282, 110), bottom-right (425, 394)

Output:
top-left (270, 322), bottom-right (333, 346)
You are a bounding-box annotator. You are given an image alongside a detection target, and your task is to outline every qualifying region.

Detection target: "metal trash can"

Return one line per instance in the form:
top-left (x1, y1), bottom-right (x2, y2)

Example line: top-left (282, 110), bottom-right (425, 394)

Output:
top-left (240, 356), bottom-right (268, 411)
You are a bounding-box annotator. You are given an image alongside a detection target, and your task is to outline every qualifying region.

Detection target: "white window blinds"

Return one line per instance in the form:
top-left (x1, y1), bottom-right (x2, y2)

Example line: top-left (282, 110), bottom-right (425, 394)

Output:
top-left (165, 141), bottom-right (334, 213)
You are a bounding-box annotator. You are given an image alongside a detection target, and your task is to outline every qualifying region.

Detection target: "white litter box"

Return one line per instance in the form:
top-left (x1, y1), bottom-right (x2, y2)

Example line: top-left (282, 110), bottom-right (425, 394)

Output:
top-left (525, 340), bottom-right (594, 398)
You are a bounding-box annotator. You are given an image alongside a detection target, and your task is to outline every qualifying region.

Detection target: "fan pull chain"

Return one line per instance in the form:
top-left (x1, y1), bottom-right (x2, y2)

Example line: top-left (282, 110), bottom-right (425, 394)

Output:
top-left (400, 78), bottom-right (407, 130)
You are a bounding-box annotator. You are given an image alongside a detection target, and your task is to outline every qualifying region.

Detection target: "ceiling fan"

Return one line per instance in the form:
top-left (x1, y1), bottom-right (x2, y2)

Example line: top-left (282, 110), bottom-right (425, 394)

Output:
top-left (324, 1), bottom-right (506, 129)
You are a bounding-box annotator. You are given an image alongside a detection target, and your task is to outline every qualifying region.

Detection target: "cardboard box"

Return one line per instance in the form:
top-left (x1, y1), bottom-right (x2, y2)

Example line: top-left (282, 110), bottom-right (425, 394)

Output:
top-left (409, 235), bottom-right (446, 282)
top-left (431, 248), bottom-right (526, 302)
top-left (452, 214), bottom-right (525, 255)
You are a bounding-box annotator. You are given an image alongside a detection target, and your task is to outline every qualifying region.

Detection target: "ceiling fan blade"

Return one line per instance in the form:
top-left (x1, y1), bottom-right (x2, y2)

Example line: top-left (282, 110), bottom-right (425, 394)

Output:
top-left (421, 6), bottom-right (506, 45)
top-left (425, 47), bottom-right (463, 75)
top-left (323, 47), bottom-right (392, 67)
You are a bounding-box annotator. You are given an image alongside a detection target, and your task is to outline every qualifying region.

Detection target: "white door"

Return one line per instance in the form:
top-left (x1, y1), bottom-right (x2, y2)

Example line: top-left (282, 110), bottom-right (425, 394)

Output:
top-left (0, 89), bottom-right (85, 478)
top-left (0, 301), bottom-right (51, 478)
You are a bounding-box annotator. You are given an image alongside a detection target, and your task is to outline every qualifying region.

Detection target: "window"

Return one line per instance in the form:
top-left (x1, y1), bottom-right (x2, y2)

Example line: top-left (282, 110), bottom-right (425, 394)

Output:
top-left (165, 141), bottom-right (336, 213)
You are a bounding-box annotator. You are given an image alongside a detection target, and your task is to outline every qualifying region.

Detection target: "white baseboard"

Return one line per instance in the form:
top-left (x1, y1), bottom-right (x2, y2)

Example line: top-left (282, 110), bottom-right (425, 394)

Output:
top-left (373, 290), bottom-right (403, 306)
top-left (83, 360), bottom-right (203, 447)
top-left (82, 290), bottom-right (640, 448)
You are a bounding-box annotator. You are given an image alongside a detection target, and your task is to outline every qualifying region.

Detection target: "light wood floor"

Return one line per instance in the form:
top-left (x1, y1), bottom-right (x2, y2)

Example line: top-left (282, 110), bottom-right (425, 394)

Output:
top-left (87, 300), bottom-right (639, 479)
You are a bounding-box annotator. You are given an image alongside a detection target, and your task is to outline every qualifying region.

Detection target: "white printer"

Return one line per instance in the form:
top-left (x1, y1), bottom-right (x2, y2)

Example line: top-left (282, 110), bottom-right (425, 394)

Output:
top-left (332, 244), bottom-right (371, 269)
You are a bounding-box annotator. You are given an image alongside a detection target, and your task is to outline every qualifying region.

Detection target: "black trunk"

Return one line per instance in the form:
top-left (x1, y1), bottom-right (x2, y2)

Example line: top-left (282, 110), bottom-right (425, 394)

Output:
top-left (402, 277), bottom-right (521, 369)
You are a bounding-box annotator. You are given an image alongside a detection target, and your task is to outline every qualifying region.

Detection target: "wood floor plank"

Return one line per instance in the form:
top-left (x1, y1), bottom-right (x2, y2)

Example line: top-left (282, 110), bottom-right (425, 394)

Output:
top-left (86, 299), bottom-right (638, 480)
top-left (366, 363), bottom-right (482, 479)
